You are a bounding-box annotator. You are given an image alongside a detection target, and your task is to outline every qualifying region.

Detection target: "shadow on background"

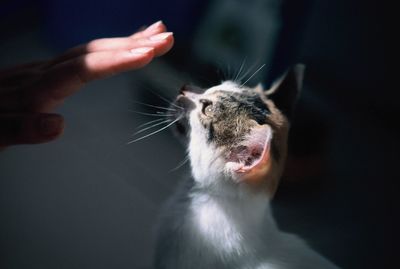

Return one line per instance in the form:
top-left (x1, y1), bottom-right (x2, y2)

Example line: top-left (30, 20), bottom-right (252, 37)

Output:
top-left (0, 0), bottom-right (390, 268)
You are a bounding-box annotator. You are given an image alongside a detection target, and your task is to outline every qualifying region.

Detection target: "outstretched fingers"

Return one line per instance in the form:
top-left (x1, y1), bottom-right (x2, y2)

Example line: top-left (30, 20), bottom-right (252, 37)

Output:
top-left (28, 47), bottom-right (156, 111)
top-left (0, 20), bottom-right (175, 147)
top-left (49, 20), bottom-right (171, 66)
top-left (0, 113), bottom-right (64, 147)
top-left (74, 46), bottom-right (156, 82)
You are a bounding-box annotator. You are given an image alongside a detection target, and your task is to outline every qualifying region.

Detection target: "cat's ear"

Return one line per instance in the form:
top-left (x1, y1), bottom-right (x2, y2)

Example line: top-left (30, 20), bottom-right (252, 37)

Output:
top-left (265, 64), bottom-right (305, 119)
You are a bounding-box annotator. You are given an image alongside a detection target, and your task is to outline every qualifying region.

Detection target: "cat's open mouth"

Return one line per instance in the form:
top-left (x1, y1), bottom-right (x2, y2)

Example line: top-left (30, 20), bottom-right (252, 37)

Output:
top-left (225, 126), bottom-right (272, 175)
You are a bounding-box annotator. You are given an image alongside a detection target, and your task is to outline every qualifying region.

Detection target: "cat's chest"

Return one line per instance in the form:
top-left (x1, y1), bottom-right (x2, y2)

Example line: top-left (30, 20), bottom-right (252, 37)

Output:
top-left (187, 193), bottom-right (268, 255)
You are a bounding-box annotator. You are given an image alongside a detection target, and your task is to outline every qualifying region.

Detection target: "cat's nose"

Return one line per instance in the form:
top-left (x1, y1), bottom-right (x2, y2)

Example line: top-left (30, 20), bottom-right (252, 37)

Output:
top-left (180, 84), bottom-right (203, 96)
top-left (176, 94), bottom-right (196, 111)
top-left (179, 84), bottom-right (188, 95)
top-left (180, 90), bottom-right (199, 100)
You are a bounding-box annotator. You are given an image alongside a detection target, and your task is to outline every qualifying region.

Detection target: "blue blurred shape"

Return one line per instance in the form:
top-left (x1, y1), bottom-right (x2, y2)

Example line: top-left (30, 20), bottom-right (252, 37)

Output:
top-left (41, 0), bottom-right (205, 50)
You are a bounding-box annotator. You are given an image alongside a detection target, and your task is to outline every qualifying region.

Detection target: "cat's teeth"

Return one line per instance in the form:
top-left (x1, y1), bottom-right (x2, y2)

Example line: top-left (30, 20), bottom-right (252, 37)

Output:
top-left (226, 162), bottom-right (244, 172)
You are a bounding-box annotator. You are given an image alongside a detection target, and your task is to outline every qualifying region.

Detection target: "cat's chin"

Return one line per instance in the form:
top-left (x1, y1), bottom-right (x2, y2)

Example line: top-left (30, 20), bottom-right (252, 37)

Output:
top-left (225, 125), bottom-right (272, 180)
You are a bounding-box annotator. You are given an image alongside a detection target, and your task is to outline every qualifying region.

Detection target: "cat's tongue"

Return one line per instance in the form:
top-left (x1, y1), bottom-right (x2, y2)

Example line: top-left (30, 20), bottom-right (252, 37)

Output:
top-left (226, 125), bottom-right (272, 176)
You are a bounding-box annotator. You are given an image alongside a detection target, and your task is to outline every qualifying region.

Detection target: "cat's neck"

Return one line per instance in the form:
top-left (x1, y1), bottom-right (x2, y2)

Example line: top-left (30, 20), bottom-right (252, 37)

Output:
top-left (188, 135), bottom-right (278, 232)
top-left (189, 181), bottom-right (277, 233)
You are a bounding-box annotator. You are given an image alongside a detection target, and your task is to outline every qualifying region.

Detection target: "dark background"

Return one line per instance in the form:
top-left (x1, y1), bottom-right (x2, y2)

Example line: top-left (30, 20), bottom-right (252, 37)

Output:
top-left (0, 0), bottom-right (390, 268)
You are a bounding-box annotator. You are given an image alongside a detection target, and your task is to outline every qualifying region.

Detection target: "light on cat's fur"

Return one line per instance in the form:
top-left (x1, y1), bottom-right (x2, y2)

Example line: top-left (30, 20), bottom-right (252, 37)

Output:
top-left (154, 65), bottom-right (340, 269)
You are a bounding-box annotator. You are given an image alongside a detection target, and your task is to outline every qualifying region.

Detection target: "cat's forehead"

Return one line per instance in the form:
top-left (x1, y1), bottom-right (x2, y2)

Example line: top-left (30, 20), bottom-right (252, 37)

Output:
top-left (204, 81), bottom-right (244, 95)
top-left (202, 81), bottom-right (255, 102)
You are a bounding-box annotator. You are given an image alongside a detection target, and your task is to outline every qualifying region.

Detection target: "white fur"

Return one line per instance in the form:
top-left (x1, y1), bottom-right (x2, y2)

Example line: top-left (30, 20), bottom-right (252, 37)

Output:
top-left (154, 82), bottom-right (340, 269)
top-left (155, 180), bottom-right (339, 269)
top-left (205, 81), bottom-right (243, 95)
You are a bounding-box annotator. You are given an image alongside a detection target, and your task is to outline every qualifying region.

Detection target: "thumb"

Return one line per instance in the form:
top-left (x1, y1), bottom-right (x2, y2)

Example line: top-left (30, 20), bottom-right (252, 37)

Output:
top-left (0, 113), bottom-right (64, 147)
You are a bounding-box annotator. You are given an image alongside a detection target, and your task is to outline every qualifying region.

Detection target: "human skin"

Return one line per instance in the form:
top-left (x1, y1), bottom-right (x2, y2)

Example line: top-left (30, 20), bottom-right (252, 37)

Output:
top-left (0, 21), bottom-right (174, 149)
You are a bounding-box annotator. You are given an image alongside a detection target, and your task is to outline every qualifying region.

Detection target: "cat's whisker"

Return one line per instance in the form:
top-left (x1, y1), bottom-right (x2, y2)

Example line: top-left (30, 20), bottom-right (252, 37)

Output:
top-left (237, 60), bottom-right (260, 83)
top-left (127, 116), bottom-right (182, 144)
top-left (234, 57), bottom-right (247, 83)
top-left (149, 89), bottom-right (183, 110)
top-left (135, 118), bottom-right (166, 130)
top-left (169, 154), bottom-right (190, 172)
top-left (240, 64), bottom-right (266, 87)
top-left (131, 100), bottom-right (177, 112)
top-left (129, 110), bottom-right (175, 117)
top-left (133, 119), bottom-right (173, 136)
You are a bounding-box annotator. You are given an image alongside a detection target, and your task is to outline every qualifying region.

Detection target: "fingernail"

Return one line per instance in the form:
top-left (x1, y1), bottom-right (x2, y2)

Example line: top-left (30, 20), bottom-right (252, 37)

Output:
top-left (130, 47), bottom-right (154, 54)
top-left (38, 115), bottom-right (63, 136)
top-left (145, 20), bottom-right (163, 32)
top-left (149, 32), bottom-right (173, 41)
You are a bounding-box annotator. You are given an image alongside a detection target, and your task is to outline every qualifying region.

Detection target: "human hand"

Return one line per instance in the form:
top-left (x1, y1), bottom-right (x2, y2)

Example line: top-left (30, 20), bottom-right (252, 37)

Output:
top-left (0, 21), bottom-right (173, 149)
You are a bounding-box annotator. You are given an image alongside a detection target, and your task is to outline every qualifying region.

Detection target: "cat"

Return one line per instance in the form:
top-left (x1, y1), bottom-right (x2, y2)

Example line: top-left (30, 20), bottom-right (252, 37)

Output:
top-left (153, 64), bottom-right (340, 269)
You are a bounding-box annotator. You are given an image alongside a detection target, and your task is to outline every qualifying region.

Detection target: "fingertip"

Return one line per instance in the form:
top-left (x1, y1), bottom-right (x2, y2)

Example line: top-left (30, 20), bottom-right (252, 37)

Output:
top-left (128, 47), bottom-right (155, 67)
top-left (144, 20), bottom-right (166, 34)
top-left (130, 47), bottom-right (155, 56)
top-left (154, 33), bottom-right (174, 56)
top-left (130, 20), bottom-right (167, 39)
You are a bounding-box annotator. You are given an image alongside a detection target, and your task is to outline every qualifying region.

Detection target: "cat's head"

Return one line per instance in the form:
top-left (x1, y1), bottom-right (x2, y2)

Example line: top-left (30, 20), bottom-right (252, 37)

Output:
top-left (174, 65), bottom-right (304, 197)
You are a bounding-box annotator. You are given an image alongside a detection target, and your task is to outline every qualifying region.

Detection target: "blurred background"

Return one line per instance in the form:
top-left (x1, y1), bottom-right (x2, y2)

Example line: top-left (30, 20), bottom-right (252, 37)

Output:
top-left (0, 0), bottom-right (390, 268)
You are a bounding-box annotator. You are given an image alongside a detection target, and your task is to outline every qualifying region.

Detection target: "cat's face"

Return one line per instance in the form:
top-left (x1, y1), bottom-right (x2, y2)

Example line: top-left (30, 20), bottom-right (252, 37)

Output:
top-left (174, 65), bottom-right (304, 197)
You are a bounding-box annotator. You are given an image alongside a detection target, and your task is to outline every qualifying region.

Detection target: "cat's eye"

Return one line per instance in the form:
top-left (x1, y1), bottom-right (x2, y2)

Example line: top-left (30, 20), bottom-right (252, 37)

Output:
top-left (200, 99), bottom-right (213, 116)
